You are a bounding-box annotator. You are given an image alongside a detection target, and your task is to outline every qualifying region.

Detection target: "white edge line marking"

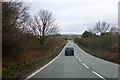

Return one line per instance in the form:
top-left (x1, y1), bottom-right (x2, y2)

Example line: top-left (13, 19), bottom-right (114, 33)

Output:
top-left (25, 45), bottom-right (66, 80)
top-left (82, 63), bottom-right (89, 69)
top-left (92, 71), bottom-right (106, 80)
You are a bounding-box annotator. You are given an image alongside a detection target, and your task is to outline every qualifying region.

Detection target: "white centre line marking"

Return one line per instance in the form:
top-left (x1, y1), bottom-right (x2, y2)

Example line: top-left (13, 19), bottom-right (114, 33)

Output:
top-left (76, 56), bottom-right (78, 59)
top-left (82, 63), bottom-right (89, 69)
top-left (78, 59), bottom-right (81, 62)
top-left (92, 71), bottom-right (106, 80)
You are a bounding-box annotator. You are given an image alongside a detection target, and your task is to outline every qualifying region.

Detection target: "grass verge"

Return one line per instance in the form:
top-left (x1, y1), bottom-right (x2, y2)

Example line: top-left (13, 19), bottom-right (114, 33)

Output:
top-left (75, 42), bottom-right (119, 64)
top-left (2, 39), bottom-right (67, 79)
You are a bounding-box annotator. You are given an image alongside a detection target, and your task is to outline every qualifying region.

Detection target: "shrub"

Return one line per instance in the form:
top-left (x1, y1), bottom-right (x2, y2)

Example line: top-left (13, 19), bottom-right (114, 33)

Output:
top-left (74, 32), bottom-right (119, 64)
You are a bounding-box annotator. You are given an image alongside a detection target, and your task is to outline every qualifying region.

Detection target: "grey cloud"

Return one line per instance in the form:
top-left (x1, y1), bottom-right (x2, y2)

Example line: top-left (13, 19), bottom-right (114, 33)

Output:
top-left (28, 0), bottom-right (118, 34)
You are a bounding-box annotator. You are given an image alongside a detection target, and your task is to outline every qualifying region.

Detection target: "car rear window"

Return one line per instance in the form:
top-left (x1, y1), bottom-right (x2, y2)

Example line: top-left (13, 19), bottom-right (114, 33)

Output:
top-left (66, 47), bottom-right (73, 50)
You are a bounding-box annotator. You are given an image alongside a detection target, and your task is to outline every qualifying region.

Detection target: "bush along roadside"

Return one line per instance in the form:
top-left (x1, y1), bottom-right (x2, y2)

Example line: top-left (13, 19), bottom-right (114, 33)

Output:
top-left (74, 32), bottom-right (119, 64)
top-left (2, 37), bottom-right (67, 79)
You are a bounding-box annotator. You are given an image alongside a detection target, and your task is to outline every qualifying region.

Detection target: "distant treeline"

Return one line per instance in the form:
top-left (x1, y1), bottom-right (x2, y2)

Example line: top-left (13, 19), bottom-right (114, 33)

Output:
top-left (74, 21), bottom-right (119, 64)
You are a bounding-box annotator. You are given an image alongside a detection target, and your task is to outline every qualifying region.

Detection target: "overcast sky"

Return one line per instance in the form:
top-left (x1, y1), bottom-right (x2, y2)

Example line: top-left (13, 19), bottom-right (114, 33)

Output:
top-left (26, 0), bottom-right (119, 34)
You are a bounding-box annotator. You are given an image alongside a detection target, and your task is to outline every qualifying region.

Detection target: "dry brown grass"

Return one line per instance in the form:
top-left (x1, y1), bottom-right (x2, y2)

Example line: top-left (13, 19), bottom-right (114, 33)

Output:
top-left (2, 36), bottom-right (67, 78)
top-left (74, 33), bottom-right (119, 64)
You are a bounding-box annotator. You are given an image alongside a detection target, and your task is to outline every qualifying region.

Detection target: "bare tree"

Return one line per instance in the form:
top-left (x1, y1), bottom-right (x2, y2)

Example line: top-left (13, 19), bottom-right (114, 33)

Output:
top-left (2, 2), bottom-right (29, 34)
top-left (2, 2), bottom-right (29, 56)
top-left (110, 27), bottom-right (118, 33)
top-left (89, 21), bottom-right (110, 35)
top-left (33, 10), bottom-right (59, 44)
top-left (20, 17), bottom-right (39, 35)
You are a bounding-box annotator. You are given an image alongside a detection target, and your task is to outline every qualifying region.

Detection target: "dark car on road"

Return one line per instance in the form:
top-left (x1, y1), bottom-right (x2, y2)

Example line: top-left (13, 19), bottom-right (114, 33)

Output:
top-left (65, 47), bottom-right (74, 56)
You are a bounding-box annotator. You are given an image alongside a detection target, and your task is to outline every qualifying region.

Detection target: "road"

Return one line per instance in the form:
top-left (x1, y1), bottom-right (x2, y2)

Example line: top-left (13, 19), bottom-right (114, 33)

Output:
top-left (26, 41), bottom-right (119, 80)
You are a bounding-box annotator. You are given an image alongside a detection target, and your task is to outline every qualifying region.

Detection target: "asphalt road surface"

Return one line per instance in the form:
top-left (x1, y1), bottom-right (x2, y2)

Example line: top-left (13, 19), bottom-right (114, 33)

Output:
top-left (26, 41), bottom-right (119, 80)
